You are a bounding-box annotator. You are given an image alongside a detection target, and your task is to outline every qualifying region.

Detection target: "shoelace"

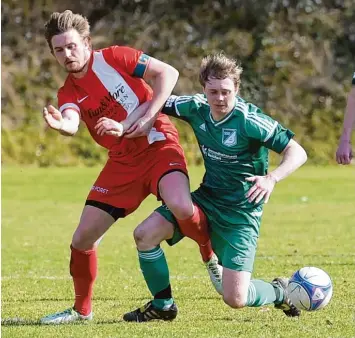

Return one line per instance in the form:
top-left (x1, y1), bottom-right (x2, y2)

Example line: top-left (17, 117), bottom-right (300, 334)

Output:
top-left (51, 308), bottom-right (73, 319)
top-left (207, 262), bottom-right (222, 279)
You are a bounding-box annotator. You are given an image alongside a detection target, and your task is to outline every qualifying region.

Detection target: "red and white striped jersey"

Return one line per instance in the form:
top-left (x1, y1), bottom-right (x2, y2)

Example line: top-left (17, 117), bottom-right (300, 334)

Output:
top-left (57, 45), bottom-right (180, 162)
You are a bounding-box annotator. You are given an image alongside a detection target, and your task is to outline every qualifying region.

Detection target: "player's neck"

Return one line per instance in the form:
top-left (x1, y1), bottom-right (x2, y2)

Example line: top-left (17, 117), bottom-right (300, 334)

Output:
top-left (71, 51), bottom-right (91, 79)
top-left (71, 61), bottom-right (89, 79)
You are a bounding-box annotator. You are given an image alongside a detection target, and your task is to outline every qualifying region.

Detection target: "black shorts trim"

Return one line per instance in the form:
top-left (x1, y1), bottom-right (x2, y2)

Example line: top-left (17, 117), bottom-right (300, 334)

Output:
top-left (157, 169), bottom-right (189, 201)
top-left (85, 200), bottom-right (125, 221)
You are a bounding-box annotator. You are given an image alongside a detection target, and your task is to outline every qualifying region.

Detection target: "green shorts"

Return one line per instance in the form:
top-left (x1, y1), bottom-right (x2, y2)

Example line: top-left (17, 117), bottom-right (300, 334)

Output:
top-left (156, 189), bottom-right (262, 273)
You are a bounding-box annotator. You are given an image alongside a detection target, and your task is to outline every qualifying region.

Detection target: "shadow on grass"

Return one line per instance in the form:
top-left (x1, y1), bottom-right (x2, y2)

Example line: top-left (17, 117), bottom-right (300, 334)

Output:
top-left (3, 295), bottom-right (222, 303)
top-left (1, 318), bottom-right (124, 326)
top-left (1, 318), bottom-right (41, 326)
top-left (213, 317), bottom-right (254, 322)
top-left (2, 317), bottom-right (261, 327)
top-left (2, 296), bottom-right (148, 303)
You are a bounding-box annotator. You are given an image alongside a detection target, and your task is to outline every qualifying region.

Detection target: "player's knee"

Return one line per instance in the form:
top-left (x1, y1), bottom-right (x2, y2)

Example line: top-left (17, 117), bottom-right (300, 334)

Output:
top-left (223, 293), bottom-right (247, 309)
top-left (165, 197), bottom-right (193, 220)
top-left (133, 225), bottom-right (147, 246)
top-left (71, 231), bottom-right (95, 251)
top-left (133, 224), bottom-right (162, 249)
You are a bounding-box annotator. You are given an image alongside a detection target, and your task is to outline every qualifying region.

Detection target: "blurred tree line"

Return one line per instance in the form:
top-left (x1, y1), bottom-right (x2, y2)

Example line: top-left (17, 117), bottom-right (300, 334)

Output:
top-left (2, 0), bottom-right (355, 166)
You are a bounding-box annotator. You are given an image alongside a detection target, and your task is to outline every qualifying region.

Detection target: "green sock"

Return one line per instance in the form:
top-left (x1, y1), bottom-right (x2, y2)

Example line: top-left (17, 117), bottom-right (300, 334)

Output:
top-left (138, 246), bottom-right (173, 309)
top-left (246, 279), bottom-right (284, 307)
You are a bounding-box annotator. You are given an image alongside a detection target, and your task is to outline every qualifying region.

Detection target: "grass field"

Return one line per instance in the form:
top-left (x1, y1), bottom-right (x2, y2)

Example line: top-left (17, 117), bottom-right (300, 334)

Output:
top-left (2, 165), bottom-right (355, 338)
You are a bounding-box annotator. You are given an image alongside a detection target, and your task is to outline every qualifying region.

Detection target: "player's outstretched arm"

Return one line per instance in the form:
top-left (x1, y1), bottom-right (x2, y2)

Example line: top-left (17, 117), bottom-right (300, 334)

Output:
top-left (246, 139), bottom-right (307, 204)
top-left (43, 105), bottom-right (79, 136)
top-left (125, 58), bottom-right (179, 138)
top-left (267, 139), bottom-right (307, 183)
top-left (336, 87), bottom-right (355, 165)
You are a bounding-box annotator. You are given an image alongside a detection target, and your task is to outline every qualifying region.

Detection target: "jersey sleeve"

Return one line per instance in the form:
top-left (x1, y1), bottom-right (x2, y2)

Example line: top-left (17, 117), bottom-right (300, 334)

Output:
top-left (352, 72), bottom-right (355, 85)
top-left (241, 102), bottom-right (294, 154)
top-left (57, 86), bottom-right (81, 116)
top-left (110, 45), bottom-right (150, 78)
top-left (161, 94), bottom-right (205, 122)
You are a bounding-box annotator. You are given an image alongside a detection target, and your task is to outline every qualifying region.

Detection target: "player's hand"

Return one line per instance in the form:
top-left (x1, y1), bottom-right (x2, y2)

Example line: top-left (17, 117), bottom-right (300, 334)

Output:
top-left (43, 105), bottom-right (63, 131)
top-left (124, 116), bottom-right (154, 138)
top-left (336, 140), bottom-right (353, 165)
top-left (245, 174), bottom-right (277, 204)
top-left (94, 117), bottom-right (124, 137)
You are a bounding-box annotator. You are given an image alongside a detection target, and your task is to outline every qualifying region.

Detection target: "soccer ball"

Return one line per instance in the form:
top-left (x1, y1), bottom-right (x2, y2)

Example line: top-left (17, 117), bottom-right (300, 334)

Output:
top-left (286, 267), bottom-right (333, 311)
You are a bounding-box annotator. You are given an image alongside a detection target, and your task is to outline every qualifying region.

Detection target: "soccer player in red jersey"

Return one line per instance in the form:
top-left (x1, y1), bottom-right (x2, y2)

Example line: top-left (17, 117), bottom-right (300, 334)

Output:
top-left (40, 10), bottom-right (221, 324)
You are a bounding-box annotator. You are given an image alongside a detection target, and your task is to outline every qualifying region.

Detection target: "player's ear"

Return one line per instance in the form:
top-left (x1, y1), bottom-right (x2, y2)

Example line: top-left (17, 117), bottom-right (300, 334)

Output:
top-left (84, 36), bottom-right (92, 50)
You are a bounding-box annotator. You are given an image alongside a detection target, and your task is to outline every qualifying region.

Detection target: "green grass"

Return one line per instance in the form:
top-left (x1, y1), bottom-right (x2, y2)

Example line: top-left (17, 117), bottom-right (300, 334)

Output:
top-left (2, 165), bottom-right (355, 338)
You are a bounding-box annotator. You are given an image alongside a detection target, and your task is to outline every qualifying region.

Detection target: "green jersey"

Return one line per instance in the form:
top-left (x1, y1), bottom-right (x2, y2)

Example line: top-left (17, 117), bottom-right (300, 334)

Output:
top-left (162, 94), bottom-right (294, 208)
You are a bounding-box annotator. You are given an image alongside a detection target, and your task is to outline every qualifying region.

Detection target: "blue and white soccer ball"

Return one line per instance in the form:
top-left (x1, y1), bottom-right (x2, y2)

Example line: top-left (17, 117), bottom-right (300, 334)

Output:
top-left (286, 267), bottom-right (333, 311)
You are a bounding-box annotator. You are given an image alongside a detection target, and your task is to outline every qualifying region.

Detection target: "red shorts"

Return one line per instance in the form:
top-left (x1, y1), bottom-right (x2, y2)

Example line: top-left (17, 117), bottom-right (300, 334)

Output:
top-left (86, 144), bottom-right (188, 217)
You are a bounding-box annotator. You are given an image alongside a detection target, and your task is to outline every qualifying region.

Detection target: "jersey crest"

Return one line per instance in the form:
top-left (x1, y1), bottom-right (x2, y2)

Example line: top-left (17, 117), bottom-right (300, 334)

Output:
top-left (222, 129), bottom-right (237, 147)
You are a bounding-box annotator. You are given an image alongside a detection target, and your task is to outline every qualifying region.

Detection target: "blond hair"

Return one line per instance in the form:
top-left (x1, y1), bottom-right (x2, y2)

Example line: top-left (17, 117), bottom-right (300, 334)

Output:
top-left (199, 52), bottom-right (243, 88)
top-left (44, 10), bottom-right (91, 52)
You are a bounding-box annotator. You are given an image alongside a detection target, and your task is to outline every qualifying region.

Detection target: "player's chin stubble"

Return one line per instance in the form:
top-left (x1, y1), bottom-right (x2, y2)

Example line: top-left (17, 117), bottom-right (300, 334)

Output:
top-left (66, 64), bottom-right (86, 73)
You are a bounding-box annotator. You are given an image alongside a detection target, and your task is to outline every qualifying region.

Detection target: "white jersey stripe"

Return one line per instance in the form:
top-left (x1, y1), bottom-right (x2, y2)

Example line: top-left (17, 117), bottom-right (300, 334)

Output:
top-left (248, 112), bottom-right (274, 129)
top-left (175, 97), bottom-right (193, 105)
top-left (235, 102), bottom-right (274, 129)
top-left (177, 95), bottom-right (194, 100)
top-left (235, 102), bottom-right (275, 133)
top-left (175, 95), bottom-right (208, 116)
top-left (194, 94), bottom-right (208, 103)
top-left (174, 101), bottom-right (182, 116)
top-left (248, 115), bottom-right (274, 131)
top-left (263, 121), bottom-right (278, 142)
top-left (175, 97), bottom-right (193, 116)
top-left (235, 102), bottom-right (248, 113)
top-left (91, 51), bottom-right (139, 115)
top-left (174, 95), bottom-right (208, 107)
top-left (194, 98), bottom-right (208, 106)
top-left (246, 117), bottom-right (274, 134)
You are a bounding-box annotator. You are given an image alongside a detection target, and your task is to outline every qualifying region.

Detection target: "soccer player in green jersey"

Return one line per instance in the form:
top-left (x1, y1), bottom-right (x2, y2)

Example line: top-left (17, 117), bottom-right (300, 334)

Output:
top-left (107, 52), bottom-right (307, 322)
